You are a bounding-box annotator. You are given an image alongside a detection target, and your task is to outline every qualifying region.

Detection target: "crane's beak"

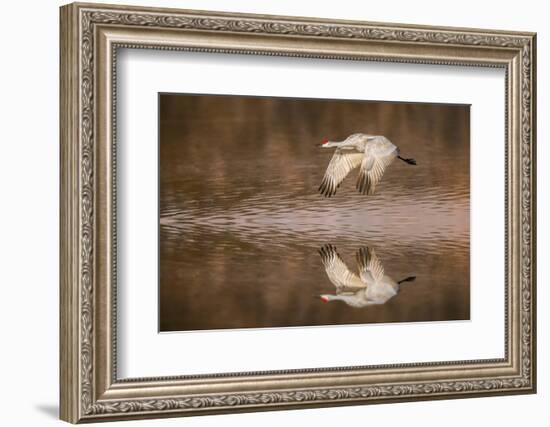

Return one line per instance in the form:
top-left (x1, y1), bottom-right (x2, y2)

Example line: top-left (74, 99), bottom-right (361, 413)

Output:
top-left (316, 138), bottom-right (330, 147)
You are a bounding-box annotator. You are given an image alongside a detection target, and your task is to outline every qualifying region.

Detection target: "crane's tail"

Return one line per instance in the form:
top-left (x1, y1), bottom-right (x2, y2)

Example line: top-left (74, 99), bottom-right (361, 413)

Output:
top-left (397, 276), bottom-right (416, 284)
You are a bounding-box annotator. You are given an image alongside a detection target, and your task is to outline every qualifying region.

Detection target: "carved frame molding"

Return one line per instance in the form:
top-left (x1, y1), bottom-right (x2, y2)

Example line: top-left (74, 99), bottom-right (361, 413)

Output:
top-left (60, 2), bottom-right (536, 423)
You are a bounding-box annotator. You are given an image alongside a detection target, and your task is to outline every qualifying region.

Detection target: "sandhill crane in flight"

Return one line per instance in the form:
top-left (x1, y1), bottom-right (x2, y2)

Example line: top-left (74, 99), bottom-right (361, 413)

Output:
top-left (317, 133), bottom-right (416, 197)
top-left (318, 244), bottom-right (416, 307)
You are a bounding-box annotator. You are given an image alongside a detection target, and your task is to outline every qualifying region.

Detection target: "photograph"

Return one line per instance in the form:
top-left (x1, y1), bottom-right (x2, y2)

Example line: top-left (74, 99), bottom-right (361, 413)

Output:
top-left (158, 94), bottom-right (470, 332)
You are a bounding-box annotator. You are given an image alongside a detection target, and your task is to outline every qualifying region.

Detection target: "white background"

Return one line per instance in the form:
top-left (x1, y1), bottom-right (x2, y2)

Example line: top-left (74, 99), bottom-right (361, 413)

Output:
top-left (0, 0), bottom-right (546, 426)
top-left (118, 50), bottom-right (504, 377)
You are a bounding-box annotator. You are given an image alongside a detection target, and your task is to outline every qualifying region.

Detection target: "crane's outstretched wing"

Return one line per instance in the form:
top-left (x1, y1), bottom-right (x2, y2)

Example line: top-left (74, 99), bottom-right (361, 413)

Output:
top-left (319, 245), bottom-right (366, 290)
top-left (356, 247), bottom-right (385, 285)
top-left (319, 150), bottom-right (364, 197)
top-left (356, 143), bottom-right (397, 195)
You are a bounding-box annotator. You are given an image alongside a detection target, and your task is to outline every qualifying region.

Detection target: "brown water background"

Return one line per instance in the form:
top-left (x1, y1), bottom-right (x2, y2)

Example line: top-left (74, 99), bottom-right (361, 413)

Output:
top-left (159, 94), bottom-right (470, 332)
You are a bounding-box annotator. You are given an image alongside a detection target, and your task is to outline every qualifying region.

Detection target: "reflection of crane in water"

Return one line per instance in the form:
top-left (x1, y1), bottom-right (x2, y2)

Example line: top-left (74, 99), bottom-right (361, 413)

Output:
top-left (317, 133), bottom-right (416, 197)
top-left (318, 244), bottom-right (416, 307)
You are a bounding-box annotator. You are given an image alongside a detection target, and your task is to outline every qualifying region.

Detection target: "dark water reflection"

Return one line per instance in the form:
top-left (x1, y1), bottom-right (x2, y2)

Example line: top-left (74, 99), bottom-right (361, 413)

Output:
top-left (159, 94), bottom-right (470, 332)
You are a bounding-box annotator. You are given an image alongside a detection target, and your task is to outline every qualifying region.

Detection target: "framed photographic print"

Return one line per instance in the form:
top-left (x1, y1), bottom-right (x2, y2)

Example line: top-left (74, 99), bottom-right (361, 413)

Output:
top-left (60, 2), bottom-right (537, 423)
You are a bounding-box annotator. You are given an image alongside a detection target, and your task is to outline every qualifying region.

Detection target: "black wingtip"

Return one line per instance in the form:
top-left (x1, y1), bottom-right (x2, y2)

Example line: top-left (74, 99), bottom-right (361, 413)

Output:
top-left (319, 244), bottom-right (338, 261)
top-left (318, 180), bottom-right (334, 198)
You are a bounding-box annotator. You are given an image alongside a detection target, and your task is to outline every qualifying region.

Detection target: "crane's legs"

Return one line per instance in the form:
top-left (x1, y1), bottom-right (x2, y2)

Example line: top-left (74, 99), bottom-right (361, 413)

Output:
top-left (398, 155), bottom-right (417, 165)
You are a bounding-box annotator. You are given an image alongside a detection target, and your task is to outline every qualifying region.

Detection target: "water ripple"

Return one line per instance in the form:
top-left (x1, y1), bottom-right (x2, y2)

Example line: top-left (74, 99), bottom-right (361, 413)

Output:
top-left (161, 185), bottom-right (469, 255)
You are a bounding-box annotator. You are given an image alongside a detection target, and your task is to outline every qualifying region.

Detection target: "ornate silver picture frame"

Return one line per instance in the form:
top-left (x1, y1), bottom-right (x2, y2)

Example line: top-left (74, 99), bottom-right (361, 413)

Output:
top-left (60, 2), bottom-right (536, 423)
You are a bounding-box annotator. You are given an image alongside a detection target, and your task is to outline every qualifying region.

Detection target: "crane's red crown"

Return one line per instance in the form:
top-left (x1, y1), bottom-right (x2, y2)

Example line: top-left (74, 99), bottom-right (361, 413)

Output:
top-left (321, 137), bottom-right (329, 145)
